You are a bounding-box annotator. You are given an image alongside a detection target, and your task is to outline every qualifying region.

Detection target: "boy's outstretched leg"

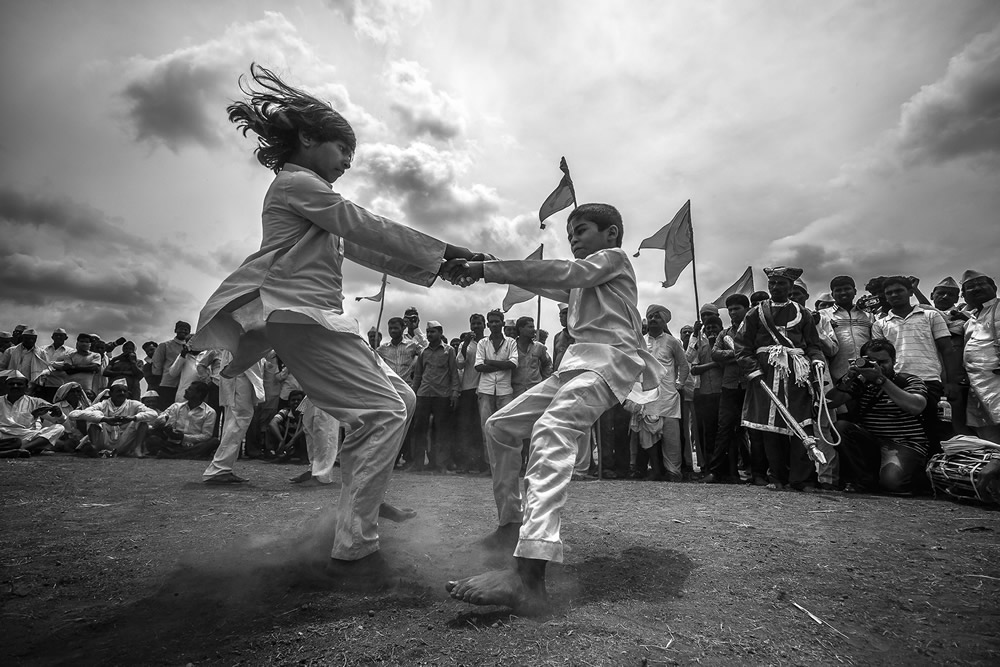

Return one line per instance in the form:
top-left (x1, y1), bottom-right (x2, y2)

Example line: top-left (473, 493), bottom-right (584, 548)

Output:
top-left (453, 372), bottom-right (615, 613)
top-left (446, 556), bottom-right (549, 616)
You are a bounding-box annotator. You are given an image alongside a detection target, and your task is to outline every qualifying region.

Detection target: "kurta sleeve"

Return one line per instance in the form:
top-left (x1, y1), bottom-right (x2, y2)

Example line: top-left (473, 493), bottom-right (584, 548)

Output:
top-left (284, 173), bottom-right (447, 286)
top-left (482, 248), bottom-right (624, 293)
top-left (72, 402), bottom-right (108, 422)
top-left (132, 403), bottom-right (159, 423)
top-left (183, 407), bottom-right (216, 445)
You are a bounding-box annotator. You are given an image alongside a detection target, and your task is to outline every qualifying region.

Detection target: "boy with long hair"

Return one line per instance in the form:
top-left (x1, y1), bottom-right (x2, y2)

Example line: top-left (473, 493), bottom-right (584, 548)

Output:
top-left (191, 64), bottom-right (483, 577)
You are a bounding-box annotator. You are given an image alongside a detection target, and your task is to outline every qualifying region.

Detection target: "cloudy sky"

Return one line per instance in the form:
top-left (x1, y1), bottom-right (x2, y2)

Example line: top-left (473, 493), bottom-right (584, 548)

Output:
top-left (3, 0), bottom-right (999, 345)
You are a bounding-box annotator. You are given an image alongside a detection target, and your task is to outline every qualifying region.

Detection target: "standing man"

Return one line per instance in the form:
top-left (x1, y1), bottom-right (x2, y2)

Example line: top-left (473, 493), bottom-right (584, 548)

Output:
top-left (456, 313), bottom-right (487, 473)
top-left (402, 307), bottom-right (428, 349)
top-left (823, 276), bottom-right (872, 383)
top-left (475, 309), bottom-right (518, 470)
top-left (378, 316), bottom-right (421, 467)
top-left (411, 320), bottom-right (461, 471)
top-left (0, 332), bottom-right (13, 355)
top-left (960, 270), bottom-right (1000, 443)
top-left (735, 266), bottom-right (826, 491)
top-left (872, 275), bottom-right (964, 452)
top-left (703, 294), bottom-right (752, 484)
top-left (203, 352), bottom-right (265, 484)
top-left (635, 304), bottom-right (688, 481)
top-left (35, 328), bottom-right (71, 401)
top-left (511, 316), bottom-right (552, 397)
top-left (151, 321), bottom-right (192, 411)
top-left (50, 334), bottom-right (102, 395)
top-left (690, 314), bottom-right (724, 473)
top-left (552, 304), bottom-right (574, 372)
top-left (2, 328), bottom-right (51, 397)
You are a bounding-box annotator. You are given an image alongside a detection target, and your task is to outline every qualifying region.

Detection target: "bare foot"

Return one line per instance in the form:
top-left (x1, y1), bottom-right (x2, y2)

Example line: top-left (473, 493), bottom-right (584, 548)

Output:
top-left (475, 523), bottom-right (520, 555)
top-left (445, 567), bottom-right (549, 616)
top-left (379, 503), bottom-right (417, 523)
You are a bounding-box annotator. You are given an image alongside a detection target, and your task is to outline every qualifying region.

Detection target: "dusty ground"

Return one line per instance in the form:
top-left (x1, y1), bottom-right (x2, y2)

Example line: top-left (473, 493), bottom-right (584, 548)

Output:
top-left (2, 456), bottom-right (999, 666)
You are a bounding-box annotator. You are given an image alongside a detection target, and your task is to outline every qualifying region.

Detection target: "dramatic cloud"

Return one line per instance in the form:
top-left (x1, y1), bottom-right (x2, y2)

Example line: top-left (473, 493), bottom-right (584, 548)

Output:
top-left (385, 59), bottom-right (466, 140)
top-left (324, 0), bottom-right (430, 44)
top-left (120, 12), bottom-right (381, 152)
top-left (0, 186), bottom-right (198, 340)
top-left (352, 141), bottom-right (502, 231)
top-left (896, 23), bottom-right (1000, 164)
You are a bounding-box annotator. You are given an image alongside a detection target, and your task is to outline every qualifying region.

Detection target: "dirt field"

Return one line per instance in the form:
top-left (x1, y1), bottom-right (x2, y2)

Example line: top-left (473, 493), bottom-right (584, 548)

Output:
top-left (2, 456), bottom-right (999, 666)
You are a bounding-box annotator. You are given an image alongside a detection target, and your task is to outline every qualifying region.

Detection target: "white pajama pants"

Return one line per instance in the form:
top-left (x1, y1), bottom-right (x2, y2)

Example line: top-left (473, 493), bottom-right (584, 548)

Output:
top-left (203, 374), bottom-right (257, 478)
top-left (485, 370), bottom-right (616, 563)
top-left (266, 322), bottom-right (415, 561)
top-left (301, 398), bottom-right (340, 484)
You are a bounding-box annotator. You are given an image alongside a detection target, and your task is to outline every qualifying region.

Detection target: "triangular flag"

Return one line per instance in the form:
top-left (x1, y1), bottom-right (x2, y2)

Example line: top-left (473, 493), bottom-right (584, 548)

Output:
top-left (634, 200), bottom-right (693, 288)
top-left (355, 274), bottom-right (387, 302)
top-left (502, 245), bottom-right (543, 311)
top-left (538, 157), bottom-right (576, 229)
top-left (712, 266), bottom-right (755, 307)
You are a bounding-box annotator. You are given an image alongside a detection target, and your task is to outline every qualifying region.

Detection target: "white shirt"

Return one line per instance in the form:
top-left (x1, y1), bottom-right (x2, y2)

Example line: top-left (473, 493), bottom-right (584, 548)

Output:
top-left (475, 336), bottom-right (518, 396)
top-left (190, 164), bottom-right (447, 377)
top-left (483, 247), bottom-right (662, 402)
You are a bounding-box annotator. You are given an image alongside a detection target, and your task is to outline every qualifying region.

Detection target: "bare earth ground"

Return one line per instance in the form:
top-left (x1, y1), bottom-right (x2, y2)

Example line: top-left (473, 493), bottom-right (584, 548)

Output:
top-left (2, 456), bottom-right (999, 666)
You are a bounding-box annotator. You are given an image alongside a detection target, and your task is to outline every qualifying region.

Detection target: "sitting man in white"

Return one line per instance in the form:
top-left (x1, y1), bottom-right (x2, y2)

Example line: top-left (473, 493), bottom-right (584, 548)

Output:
top-left (0, 371), bottom-right (65, 458)
top-left (71, 378), bottom-right (158, 457)
top-left (147, 381), bottom-right (219, 459)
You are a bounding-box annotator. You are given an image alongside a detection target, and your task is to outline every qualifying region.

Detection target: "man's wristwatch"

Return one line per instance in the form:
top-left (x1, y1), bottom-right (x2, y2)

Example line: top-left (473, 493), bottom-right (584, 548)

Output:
top-left (873, 377), bottom-right (885, 386)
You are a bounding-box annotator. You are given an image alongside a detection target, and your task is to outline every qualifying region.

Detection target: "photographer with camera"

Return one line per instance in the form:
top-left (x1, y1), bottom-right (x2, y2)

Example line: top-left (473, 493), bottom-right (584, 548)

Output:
top-left (827, 339), bottom-right (930, 494)
top-left (402, 306), bottom-right (428, 349)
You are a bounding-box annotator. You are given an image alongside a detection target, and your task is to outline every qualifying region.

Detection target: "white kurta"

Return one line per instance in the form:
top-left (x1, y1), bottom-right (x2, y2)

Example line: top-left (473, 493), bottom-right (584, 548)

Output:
top-left (189, 163), bottom-right (447, 376)
top-left (0, 395), bottom-right (64, 445)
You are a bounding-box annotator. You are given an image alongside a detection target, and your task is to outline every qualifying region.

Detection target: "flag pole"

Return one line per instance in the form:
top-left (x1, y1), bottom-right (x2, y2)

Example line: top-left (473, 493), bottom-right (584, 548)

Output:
top-left (688, 201), bottom-right (701, 320)
top-left (536, 244), bottom-right (544, 326)
top-left (374, 274), bottom-right (388, 336)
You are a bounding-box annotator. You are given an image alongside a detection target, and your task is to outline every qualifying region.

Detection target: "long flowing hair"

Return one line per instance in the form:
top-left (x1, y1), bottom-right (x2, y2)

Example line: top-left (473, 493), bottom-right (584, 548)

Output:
top-left (227, 63), bottom-right (356, 173)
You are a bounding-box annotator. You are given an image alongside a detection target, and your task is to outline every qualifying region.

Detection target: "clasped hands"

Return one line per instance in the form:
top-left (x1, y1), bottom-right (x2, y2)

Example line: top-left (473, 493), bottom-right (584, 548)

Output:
top-left (438, 253), bottom-right (495, 288)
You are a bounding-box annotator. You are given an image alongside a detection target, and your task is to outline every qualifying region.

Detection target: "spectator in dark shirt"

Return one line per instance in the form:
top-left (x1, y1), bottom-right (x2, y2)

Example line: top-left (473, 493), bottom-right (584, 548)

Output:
top-left (827, 339), bottom-right (929, 494)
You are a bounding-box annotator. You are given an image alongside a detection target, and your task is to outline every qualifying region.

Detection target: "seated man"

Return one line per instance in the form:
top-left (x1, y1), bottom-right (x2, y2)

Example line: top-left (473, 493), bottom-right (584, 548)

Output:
top-left (0, 371), bottom-right (65, 458)
top-left (827, 339), bottom-right (929, 494)
top-left (146, 380), bottom-right (219, 459)
top-left (268, 389), bottom-right (307, 462)
top-left (71, 379), bottom-right (158, 457)
top-left (51, 381), bottom-right (91, 452)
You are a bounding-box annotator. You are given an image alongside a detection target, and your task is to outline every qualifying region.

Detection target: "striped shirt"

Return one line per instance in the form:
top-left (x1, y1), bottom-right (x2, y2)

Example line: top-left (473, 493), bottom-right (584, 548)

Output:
top-left (856, 372), bottom-right (928, 454)
top-left (872, 306), bottom-right (949, 382)
top-left (377, 339), bottom-right (420, 382)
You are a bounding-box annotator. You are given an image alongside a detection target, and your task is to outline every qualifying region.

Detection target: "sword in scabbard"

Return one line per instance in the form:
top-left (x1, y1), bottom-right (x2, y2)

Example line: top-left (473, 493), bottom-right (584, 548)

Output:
top-left (752, 374), bottom-right (826, 465)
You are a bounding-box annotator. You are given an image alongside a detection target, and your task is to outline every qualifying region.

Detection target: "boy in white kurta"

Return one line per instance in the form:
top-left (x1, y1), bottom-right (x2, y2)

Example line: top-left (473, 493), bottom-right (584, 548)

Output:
top-left (188, 64), bottom-right (482, 575)
top-left (444, 203), bottom-right (661, 614)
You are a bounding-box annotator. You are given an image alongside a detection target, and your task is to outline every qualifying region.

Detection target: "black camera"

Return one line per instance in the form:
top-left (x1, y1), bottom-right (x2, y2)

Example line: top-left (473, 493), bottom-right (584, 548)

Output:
top-left (856, 294), bottom-right (882, 313)
top-left (850, 357), bottom-right (873, 369)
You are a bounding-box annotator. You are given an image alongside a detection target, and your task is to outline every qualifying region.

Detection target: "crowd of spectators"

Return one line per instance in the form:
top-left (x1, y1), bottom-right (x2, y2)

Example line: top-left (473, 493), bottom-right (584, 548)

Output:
top-left (2, 268), bottom-right (998, 501)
